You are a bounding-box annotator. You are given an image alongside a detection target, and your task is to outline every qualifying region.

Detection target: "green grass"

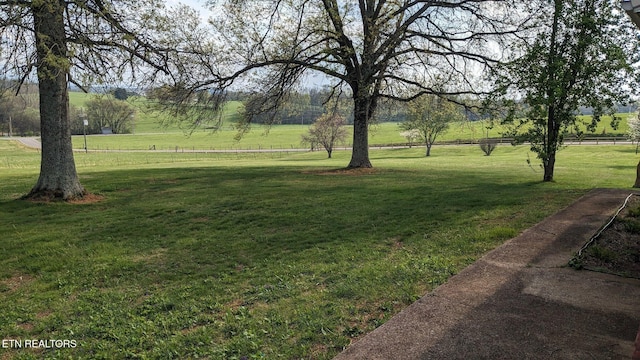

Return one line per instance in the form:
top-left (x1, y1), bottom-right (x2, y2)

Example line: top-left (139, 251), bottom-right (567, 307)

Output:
top-left (67, 89), bottom-right (636, 151)
top-left (72, 124), bottom-right (317, 151)
top-left (1, 139), bottom-right (638, 359)
top-left (70, 116), bottom-right (634, 153)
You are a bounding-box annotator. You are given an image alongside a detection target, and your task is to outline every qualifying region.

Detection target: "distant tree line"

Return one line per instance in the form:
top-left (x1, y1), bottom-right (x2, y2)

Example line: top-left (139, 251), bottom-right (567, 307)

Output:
top-left (227, 88), bottom-right (637, 128)
top-left (74, 94), bottom-right (136, 135)
top-left (0, 84), bottom-right (136, 136)
top-left (228, 89), bottom-right (430, 125)
top-left (0, 82), bottom-right (40, 136)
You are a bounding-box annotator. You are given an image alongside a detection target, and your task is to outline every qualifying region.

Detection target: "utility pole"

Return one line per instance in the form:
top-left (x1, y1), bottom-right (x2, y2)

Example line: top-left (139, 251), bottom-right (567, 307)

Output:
top-left (81, 110), bottom-right (88, 153)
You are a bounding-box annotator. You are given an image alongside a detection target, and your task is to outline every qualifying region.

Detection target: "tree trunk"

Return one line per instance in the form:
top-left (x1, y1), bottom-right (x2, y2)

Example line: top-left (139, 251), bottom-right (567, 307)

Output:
top-left (347, 92), bottom-right (373, 168)
top-left (543, 104), bottom-right (559, 182)
top-left (634, 160), bottom-right (640, 188)
top-left (425, 143), bottom-right (432, 157)
top-left (26, 0), bottom-right (86, 200)
top-left (543, 152), bottom-right (556, 182)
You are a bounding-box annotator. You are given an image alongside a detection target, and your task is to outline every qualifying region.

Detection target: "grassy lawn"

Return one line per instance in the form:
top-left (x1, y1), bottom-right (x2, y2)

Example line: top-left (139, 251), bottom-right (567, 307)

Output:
top-left (70, 116), bottom-right (634, 153)
top-left (0, 139), bottom-right (638, 359)
top-left (67, 90), bottom-right (634, 151)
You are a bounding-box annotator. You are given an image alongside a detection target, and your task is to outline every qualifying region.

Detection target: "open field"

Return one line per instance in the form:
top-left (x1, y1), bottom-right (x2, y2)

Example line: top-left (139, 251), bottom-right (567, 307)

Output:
top-left (1, 137), bottom-right (638, 358)
top-left (70, 119), bottom-right (634, 153)
top-left (67, 91), bottom-right (635, 152)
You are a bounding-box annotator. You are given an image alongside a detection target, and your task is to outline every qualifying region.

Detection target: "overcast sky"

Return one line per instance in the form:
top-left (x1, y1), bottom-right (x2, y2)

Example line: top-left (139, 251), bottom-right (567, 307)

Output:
top-left (165, 0), bottom-right (212, 19)
top-left (161, 0), bottom-right (332, 89)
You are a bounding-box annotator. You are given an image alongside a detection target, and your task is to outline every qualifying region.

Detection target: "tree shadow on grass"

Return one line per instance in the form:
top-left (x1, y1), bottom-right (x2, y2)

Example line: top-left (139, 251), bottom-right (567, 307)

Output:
top-left (2, 165), bottom-right (576, 250)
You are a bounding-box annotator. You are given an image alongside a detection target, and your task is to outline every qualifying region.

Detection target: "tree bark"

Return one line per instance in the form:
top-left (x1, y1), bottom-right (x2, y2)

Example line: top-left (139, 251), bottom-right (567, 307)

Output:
top-left (347, 89), bottom-right (374, 168)
top-left (348, 114), bottom-right (371, 167)
top-left (634, 160), bottom-right (640, 188)
top-left (543, 152), bottom-right (556, 182)
top-left (26, 0), bottom-right (86, 200)
top-left (426, 143), bottom-right (432, 157)
top-left (543, 115), bottom-right (557, 182)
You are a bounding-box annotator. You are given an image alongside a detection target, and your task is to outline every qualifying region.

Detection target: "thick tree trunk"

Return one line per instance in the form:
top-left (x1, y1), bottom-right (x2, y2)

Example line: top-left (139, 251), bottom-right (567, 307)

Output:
top-left (347, 90), bottom-right (374, 168)
top-left (27, 0), bottom-right (85, 200)
top-left (348, 114), bottom-right (371, 168)
top-left (425, 143), bottom-right (432, 157)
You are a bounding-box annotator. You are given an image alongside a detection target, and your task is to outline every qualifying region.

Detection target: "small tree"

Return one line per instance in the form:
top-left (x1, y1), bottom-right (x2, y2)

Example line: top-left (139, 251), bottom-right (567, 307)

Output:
top-left (400, 129), bottom-right (420, 148)
top-left (0, 85), bottom-right (40, 136)
top-left (479, 138), bottom-right (498, 156)
top-left (302, 113), bottom-right (348, 159)
top-left (492, 0), bottom-right (638, 182)
top-left (627, 113), bottom-right (640, 188)
top-left (113, 88), bottom-right (130, 101)
top-left (400, 95), bottom-right (464, 157)
top-left (628, 113), bottom-right (640, 154)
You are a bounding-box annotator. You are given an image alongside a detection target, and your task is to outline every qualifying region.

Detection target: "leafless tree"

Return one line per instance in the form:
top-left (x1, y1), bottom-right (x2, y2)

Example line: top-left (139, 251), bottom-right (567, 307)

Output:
top-left (302, 113), bottom-right (349, 158)
top-left (187, 0), bottom-right (533, 168)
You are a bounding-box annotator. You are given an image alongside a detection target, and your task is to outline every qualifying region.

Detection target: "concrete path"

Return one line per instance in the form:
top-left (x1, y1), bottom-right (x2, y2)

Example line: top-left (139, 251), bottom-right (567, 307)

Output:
top-left (12, 137), bottom-right (41, 150)
top-left (334, 188), bottom-right (640, 360)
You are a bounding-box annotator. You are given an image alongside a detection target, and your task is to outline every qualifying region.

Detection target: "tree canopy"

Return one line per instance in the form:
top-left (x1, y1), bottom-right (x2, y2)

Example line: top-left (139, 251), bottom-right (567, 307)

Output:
top-left (302, 112), bottom-right (349, 158)
top-left (174, 0), bottom-right (532, 168)
top-left (492, 0), bottom-right (639, 182)
top-left (401, 95), bottom-right (464, 156)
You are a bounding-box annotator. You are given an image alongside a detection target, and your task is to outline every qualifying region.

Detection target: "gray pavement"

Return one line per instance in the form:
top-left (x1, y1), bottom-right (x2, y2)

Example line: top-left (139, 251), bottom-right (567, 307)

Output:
top-left (8, 137), bottom-right (42, 149)
top-left (334, 188), bottom-right (640, 360)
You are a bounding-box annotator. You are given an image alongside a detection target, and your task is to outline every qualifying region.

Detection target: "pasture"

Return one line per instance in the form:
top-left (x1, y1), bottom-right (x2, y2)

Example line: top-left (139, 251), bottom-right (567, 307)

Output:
top-left (1, 133), bottom-right (638, 358)
top-left (67, 91), bottom-right (634, 152)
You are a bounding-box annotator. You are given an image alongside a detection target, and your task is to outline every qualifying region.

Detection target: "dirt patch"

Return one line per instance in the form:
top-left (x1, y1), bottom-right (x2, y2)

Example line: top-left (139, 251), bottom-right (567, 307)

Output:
top-left (573, 195), bottom-right (640, 279)
top-left (16, 322), bottom-right (34, 332)
top-left (23, 191), bottom-right (105, 204)
top-left (304, 167), bottom-right (378, 176)
top-left (131, 248), bottom-right (168, 263)
top-left (67, 193), bottom-right (105, 204)
top-left (0, 274), bottom-right (34, 293)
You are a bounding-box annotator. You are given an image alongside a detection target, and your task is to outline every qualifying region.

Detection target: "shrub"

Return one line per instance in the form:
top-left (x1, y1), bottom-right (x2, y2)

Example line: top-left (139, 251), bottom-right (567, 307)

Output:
top-left (479, 138), bottom-right (498, 156)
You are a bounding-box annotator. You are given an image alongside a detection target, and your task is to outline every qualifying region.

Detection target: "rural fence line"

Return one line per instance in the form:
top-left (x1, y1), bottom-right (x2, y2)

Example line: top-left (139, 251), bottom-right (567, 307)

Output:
top-left (3, 136), bottom-right (636, 154)
top-left (83, 137), bottom-right (634, 153)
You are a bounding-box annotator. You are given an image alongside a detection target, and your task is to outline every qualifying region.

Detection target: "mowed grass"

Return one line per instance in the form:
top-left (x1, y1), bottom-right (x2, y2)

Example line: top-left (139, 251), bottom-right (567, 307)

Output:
top-left (67, 90), bottom-right (635, 151)
top-left (0, 139), bottom-right (638, 359)
top-left (70, 116), bottom-right (634, 153)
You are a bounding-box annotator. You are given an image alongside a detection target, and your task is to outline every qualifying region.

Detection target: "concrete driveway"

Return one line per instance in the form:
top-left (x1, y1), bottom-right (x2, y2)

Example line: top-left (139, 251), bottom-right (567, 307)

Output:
top-left (334, 188), bottom-right (640, 360)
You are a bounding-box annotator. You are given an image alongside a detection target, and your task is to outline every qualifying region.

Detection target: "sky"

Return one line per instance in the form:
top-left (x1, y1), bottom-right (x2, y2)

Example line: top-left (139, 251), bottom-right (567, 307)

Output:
top-left (159, 0), bottom-right (335, 89)
top-left (165, 0), bottom-right (213, 20)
